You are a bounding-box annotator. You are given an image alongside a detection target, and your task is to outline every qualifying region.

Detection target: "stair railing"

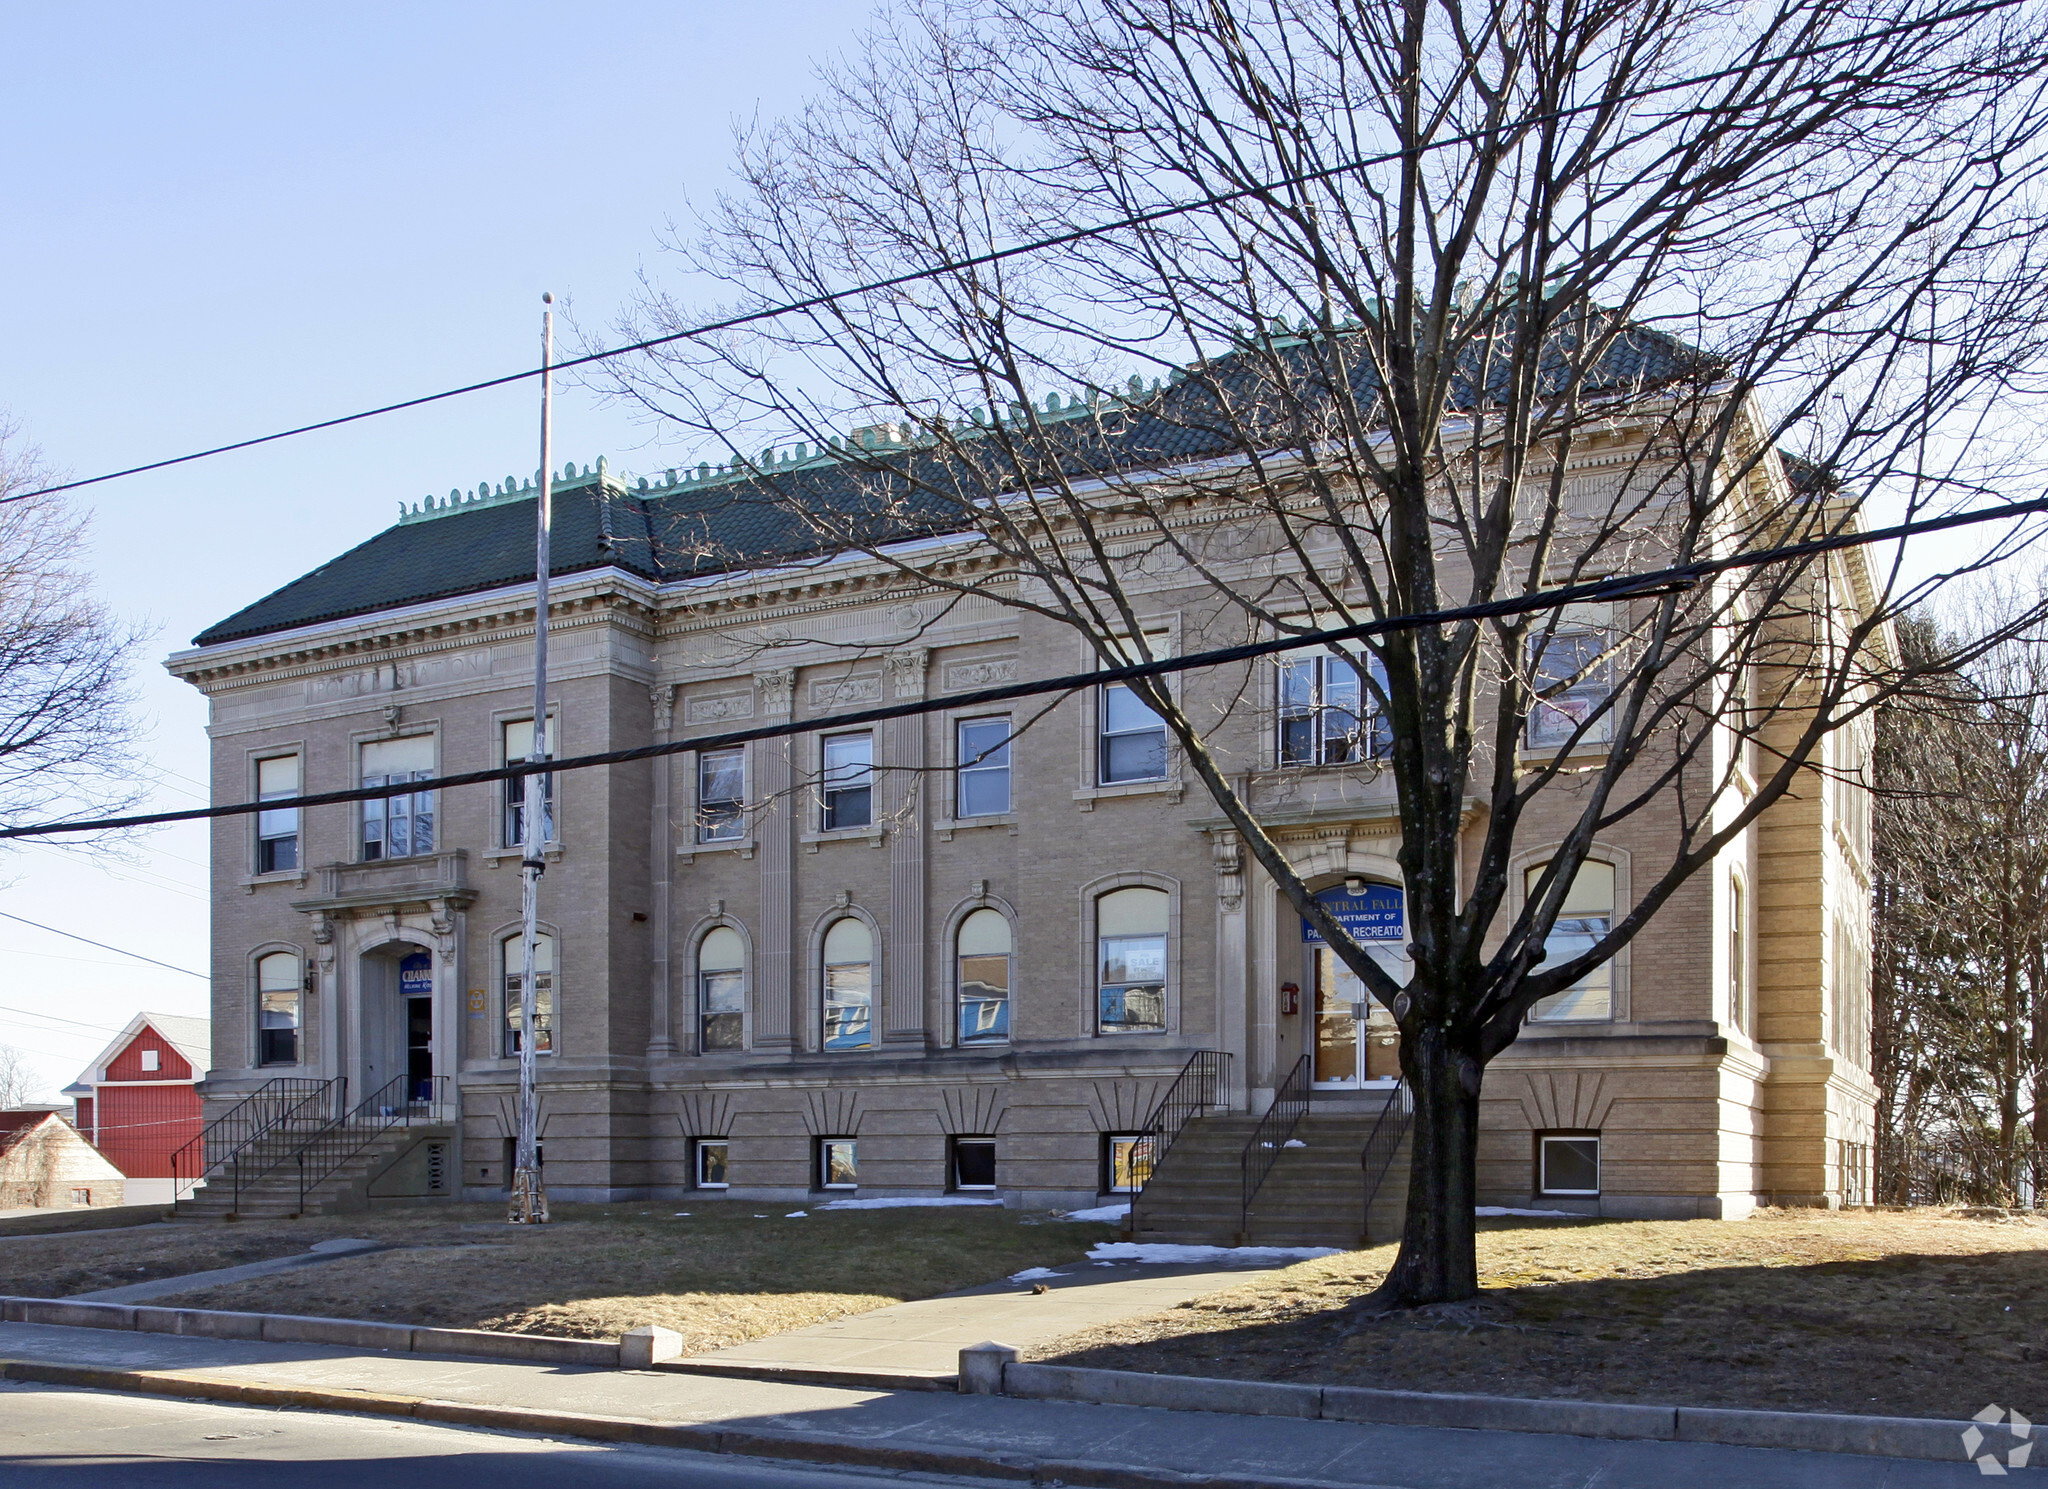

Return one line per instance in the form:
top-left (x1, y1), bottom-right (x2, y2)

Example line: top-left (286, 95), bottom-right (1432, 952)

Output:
top-left (294, 1074), bottom-right (448, 1215)
top-left (1359, 1081), bottom-right (1413, 1242)
top-left (170, 1076), bottom-right (345, 1209)
top-left (1128, 1050), bottom-right (1232, 1198)
top-left (1239, 1054), bottom-right (1312, 1231)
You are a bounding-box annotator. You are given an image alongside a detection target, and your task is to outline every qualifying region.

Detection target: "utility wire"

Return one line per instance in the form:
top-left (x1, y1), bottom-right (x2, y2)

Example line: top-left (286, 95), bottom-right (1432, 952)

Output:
top-left (0, 1003), bottom-right (126, 1036)
top-left (2, 0), bottom-right (2017, 507)
top-left (0, 912), bottom-right (207, 978)
top-left (3, 486), bottom-right (2042, 843)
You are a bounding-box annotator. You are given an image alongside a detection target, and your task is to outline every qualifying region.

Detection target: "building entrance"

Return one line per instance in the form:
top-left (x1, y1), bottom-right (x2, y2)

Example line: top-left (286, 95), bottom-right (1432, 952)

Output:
top-left (1302, 883), bottom-right (1408, 1090)
top-left (399, 952), bottom-right (434, 1104)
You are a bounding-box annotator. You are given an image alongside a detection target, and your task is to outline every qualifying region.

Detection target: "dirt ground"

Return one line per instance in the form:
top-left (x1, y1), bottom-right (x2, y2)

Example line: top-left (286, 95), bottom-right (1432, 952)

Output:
top-left (1037, 1208), bottom-right (2048, 1419)
top-left (0, 1203), bottom-right (1113, 1355)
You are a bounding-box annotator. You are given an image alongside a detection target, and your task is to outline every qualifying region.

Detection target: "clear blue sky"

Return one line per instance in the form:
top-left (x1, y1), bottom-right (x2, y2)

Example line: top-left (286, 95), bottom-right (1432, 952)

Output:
top-left (0, 1), bottom-right (874, 1097)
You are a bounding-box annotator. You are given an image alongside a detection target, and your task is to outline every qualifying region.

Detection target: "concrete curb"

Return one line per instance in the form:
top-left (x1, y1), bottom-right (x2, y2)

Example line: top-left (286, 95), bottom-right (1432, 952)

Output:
top-left (654, 1358), bottom-right (956, 1392)
top-left (0, 1296), bottom-right (616, 1368)
top-left (0, 1205), bottom-right (175, 1239)
top-left (994, 1358), bottom-right (2005, 1466)
top-left (0, 1358), bottom-right (1363, 1489)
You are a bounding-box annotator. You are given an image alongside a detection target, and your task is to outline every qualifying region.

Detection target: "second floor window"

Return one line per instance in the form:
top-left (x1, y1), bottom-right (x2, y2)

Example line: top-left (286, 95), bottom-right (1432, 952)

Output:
top-left (361, 736), bottom-right (435, 860)
top-left (955, 718), bottom-right (1012, 816)
top-left (1099, 684), bottom-right (1168, 784)
top-left (698, 746), bottom-right (746, 842)
top-left (501, 718), bottom-right (557, 848)
top-left (821, 732), bottom-right (873, 830)
top-left (1527, 607), bottom-right (1615, 750)
top-left (1278, 652), bottom-right (1387, 765)
top-left (256, 755), bottom-right (300, 872)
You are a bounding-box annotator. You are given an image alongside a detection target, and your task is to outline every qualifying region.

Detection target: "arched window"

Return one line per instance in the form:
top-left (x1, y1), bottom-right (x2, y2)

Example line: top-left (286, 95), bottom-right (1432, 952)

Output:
top-left (1527, 861), bottom-right (1613, 1022)
top-left (699, 926), bottom-right (745, 1051)
top-left (1097, 887), bottom-right (1168, 1034)
top-left (956, 909), bottom-right (1012, 1045)
top-left (256, 952), bottom-right (302, 1065)
top-left (502, 932), bottom-right (556, 1056)
top-left (821, 919), bottom-right (874, 1050)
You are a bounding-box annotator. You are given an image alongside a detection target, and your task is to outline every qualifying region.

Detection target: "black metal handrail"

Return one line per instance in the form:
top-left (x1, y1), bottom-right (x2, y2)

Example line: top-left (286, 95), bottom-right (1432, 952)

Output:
top-left (170, 1076), bottom-right (345, 1209)
top-left (1128, 1049), bottom-right (1232, 1198)
top-left (294, 1074), bottom-right (449, 1214)
top-left (1240, 1054), bottom-right (1312, 1230)
top-left (1359, 1081), bottom-right (1413, 1242)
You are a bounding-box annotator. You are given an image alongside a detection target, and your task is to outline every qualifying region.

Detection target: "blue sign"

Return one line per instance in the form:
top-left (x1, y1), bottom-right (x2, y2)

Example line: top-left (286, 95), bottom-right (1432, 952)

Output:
top-left (1302, 884), bottom-right (1404, 943)
top-left (399, 952), bottom-right (433, 997)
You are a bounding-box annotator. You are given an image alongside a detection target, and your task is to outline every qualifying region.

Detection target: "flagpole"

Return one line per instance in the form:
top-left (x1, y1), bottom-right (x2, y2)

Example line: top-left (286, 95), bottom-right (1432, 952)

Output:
top-left (510, 292), bottom-right (554, 1225)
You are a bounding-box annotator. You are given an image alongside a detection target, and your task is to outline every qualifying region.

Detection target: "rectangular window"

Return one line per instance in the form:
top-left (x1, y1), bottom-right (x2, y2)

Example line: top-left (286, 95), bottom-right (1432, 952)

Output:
top-left (697, 746), bottom-right (746, 842)
top-left (1538, 1134), bottom-right (1601, 1196)
top-left (700, 966), bottom-right (744, 1050)
top-left (1527, 606), bottom-right (1615, 750)
top-left (955, 717), bottom-right (1013, 817)
top-left (501, 718), bottom-right (558, 848)
top-left (256, 952), bottom-right (302, 1066)
top-left (821, 732), bottom-right (874, 830)
top-left (1278, 652), bottom-right (1386, 765)
top-left (1730, 876), bottom-right (1748, 1035)
top-left (256, 755), bottom-right (300, 873)
top-left (1098, 683), bottom-right (1168, 784)
top-left (1105, 1133), bottom-right (1155, 1193)
top-left (139, 1049), bottom-right (159, 1072)
top-left (951, 1138), bottom-right (996, 1191)
top-left (819, 1138), bottom-right (858, 1190)
top-left (694, 1139), bottom-right (729, 1189)
top-left (1526, 861), bottom-right (1614, 1022)
top-left (70, 1188), bottom-right (90, 1206)
top-left (503, 934), bottom-right (555, 1057)
top-left (361, 736), bottom-right (436, 861)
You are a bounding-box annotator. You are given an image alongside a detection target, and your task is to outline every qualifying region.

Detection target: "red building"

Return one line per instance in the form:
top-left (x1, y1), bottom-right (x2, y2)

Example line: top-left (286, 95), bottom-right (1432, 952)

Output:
top-left (64, 1014), bottom-right (209, 1204)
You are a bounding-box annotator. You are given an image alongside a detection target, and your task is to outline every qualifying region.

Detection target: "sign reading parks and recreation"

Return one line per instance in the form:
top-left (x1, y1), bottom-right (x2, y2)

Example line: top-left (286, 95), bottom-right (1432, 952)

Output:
top-left (399, 952), bottom-right (433, 997)
top-left (1301, 883), bottom-right (1405, 943)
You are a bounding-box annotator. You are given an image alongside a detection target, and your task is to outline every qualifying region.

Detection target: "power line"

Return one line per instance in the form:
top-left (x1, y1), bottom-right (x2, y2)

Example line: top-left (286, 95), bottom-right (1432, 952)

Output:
top-left (2, 486), bottom-right (2042, 844)
top-left (3, 0), bottom-right (2016, 507)
top-left (0, 1002), bottom-right (126, 1035)
top-left (0, 913), bottom-right (206, 978)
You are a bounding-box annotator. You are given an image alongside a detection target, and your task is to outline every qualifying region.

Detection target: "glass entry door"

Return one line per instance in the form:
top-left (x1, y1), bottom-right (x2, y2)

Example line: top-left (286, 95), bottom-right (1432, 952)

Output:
top-left (1312, 946), bottom-right (1404, 1087)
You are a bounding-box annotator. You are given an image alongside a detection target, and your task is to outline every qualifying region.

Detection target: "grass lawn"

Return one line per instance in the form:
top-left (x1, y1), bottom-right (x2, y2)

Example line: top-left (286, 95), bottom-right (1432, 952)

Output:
top-left (2, 1203), bottom-right (1116, 1355)
top-left (1036, 1208), bottom-right (2048, 1419)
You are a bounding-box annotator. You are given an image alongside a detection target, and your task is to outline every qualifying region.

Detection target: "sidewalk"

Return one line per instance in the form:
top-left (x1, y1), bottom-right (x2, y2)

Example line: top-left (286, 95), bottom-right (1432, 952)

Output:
top-left (0, 1319), bottom-right (1998, 1487)
top-left (674, 1257), bottom-right (1291, 1382)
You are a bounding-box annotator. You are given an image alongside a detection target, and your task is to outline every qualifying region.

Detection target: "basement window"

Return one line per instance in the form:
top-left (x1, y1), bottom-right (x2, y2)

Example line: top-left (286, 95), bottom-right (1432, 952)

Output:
top-left (1537, 1133), bottom-right (1600, 1197)
top-left (1105, 1133), bottom-right (1155, 1193)
top-left (694, 1139), bottom-right (729, 1189)
top-left (819, 1138), bottom-right (858, 1190)
top-left (951, 1138), bottom-right (996, 1192)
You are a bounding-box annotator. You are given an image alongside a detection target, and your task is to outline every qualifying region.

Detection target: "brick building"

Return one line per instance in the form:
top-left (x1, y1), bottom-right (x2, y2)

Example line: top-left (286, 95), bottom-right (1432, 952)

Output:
top-left (167, 364), bottom-right (1877, 1222)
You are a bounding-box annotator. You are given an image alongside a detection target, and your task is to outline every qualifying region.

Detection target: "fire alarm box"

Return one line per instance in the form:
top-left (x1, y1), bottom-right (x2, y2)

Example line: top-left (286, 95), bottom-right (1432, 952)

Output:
top-left (1280, 982), bottom-right (1299, 1016)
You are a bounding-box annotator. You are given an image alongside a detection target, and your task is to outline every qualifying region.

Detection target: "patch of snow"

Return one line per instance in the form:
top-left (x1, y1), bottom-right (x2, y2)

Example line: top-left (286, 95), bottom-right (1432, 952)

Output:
top-left (816, 1196), bottom-right (1007, 1210)
top-left (785, 1211), bottom-right (809, 1218)
top-left (1088, 1242), bottom-right (1341, 1265)
top-left (1058, 1202), bottom-right (1131, 1222)
top-left (1282, 1139), bottom-right (1308, 1148)
top-left (1475, 1206), bottom-right (1583, 1219)
top-left (1008, 1267), bottom-right (1062, 1281)
top-left (672, 1212), bottom-right (690, 1217)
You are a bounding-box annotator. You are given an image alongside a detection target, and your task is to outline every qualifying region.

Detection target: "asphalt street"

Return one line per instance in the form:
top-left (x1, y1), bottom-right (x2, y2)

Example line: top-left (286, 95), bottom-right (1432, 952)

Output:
top-left (0, 1380), bottom-right (993, 1488)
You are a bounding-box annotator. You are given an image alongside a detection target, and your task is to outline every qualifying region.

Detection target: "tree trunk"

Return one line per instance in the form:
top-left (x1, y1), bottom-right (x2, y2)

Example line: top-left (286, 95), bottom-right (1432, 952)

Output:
top-left (1373, 1020), bottom-right (1484, 1307)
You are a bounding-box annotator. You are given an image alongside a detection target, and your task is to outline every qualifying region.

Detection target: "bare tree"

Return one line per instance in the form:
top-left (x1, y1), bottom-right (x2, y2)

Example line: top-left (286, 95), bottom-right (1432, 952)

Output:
top-left (1874, 594), bottom-right (2048, 1196)
top-left (0, 414), bottom-right (144, 844)
top-left (0, 1044), bottom-right (41, 1109)
top-left (607, 0), bottom-right (2048, 1303)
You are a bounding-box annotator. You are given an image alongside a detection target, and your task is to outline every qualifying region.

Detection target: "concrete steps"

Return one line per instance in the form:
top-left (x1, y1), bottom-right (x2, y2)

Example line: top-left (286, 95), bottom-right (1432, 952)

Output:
top-left (1129, 1097), bottom-right (1411, 1247)
top-left (175, 1126), bottom-right (449, 1220)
